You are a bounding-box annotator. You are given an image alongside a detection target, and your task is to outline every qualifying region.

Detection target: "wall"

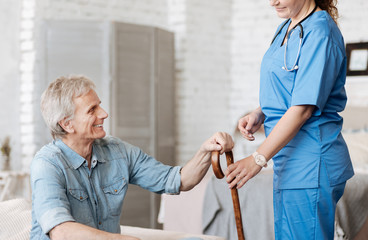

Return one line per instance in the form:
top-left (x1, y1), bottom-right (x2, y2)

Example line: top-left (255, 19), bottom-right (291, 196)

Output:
top-left (0, 0), bottom-right (21, 170)
top-left (171, 0), bottom-right (233, 164)
top-left (230, 1), bottom-right (278, 128)
top-left (29, 0), bottom-right (233, 167)
top-left (25, 0), bottom-right (173, 169)
top-left (338, 1), bottom-right (368, 106)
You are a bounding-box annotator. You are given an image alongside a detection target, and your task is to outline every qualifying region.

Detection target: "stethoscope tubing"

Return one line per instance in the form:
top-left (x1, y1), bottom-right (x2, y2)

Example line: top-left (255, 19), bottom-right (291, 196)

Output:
top-left (283, 24), bottom-right (303, 72)
top-left (270, 5), bottom-right (318, 72)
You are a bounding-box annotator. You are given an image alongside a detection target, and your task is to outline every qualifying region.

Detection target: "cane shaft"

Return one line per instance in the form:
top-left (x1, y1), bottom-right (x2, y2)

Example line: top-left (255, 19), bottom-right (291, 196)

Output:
top-left (211, 151), bottom-right (245, 240)
top-left (231, 187), bottom-right (245, 240)
top-left (226, 151), bottom-right (245, 240)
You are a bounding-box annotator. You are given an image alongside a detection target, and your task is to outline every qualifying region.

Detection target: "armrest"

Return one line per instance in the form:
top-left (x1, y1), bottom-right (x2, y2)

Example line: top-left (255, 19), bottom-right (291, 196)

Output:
top-left (120, 225), bottom-right (225, 240)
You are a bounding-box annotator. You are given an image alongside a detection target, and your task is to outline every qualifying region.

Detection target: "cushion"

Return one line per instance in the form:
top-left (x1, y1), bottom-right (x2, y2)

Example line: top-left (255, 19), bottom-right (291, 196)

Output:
top-left (0, 198), bottom-right (32, 240)
top-left (342, 131), bottom-right (368, 173)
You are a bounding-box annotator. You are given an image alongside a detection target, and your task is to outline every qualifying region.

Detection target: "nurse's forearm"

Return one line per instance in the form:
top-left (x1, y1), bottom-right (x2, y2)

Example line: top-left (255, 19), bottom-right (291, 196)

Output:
top-left (256, 105), bottom-right (315, 161)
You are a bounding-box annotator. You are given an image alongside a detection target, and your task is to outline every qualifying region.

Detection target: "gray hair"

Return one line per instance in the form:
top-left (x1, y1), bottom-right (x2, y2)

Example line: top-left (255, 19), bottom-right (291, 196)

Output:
top-left (41, 75), bottom-right (96, 139)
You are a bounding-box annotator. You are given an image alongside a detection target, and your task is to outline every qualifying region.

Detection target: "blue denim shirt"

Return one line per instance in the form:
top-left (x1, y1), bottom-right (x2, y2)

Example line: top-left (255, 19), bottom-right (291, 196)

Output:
top-left (30, 136), bottom-right (181, 239)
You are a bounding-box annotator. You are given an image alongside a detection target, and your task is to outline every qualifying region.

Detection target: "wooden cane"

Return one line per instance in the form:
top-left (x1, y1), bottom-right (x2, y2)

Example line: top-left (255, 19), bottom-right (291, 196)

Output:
top-left (211, 151), bottom-right (245, 240)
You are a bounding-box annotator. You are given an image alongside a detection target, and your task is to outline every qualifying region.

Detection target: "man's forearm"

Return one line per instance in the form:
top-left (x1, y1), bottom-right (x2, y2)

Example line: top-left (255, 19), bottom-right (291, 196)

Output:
top-left (179, 132), bottom-right (234, 191)
top-left (179, 151), bottom-right (211, 191)
top-left (50, 222), bottom-right (139, 240)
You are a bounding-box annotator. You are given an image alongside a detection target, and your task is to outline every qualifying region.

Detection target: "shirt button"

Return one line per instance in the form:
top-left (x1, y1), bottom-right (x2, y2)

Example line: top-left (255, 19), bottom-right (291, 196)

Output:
top-left (93, 160), bottom-right (96, 163)
top-left (114, 189), bottom-right (117, 192)
top-left (99, 221), bottom-right (102, 225)
top-left (80, 196), bottom-right (83, 200)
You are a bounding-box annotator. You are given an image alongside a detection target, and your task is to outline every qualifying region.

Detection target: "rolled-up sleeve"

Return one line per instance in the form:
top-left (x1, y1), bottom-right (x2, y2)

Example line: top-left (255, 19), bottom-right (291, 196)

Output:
top-left (122, 141), bottom-right (182, 195)
top-left (31, 156), bottom-right (75, 234)
top-left (163, 166), bottom-right (182, 194)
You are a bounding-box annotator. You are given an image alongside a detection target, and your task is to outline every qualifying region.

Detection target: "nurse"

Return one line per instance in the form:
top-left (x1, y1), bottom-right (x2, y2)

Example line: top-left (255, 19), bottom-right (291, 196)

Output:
top-left (225, 0), bottom-right (354, 239)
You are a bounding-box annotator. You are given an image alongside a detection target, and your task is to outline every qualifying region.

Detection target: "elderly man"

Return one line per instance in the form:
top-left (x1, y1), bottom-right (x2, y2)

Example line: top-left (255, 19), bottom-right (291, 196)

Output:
top-left (30, 75), bottom-right (234, 240)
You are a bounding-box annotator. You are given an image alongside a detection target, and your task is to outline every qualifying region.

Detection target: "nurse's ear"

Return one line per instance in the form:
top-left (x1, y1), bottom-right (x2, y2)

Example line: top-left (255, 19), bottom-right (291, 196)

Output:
top-left (58, 118), bottom-right (75, 134)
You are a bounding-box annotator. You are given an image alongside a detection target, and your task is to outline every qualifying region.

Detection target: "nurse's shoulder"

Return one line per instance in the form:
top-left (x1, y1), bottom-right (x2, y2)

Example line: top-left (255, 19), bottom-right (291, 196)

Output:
top-left (304, 10), bottom-right (344, 49)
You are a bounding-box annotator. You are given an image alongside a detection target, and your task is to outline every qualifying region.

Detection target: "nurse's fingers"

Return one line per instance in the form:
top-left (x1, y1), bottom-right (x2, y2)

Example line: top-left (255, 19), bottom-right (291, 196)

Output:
top-left (228, 168), bottom-right (248, 189)
top-left (238, 117), bottom-right (248, 133)
top-left (238, 118), bottom-right (255, 141)
top-left (236, 175), bottom-right (252, 189)
top-left (225, 164), bottom-right (240, 184)
top-left (245, 117), bottom-right (256, 140)
top-left (242, 130), bottom-right (255, 141)
top-left (227, 156), bottom-right (262, 188)
top-left (245, 116), bottom-right (256, 131)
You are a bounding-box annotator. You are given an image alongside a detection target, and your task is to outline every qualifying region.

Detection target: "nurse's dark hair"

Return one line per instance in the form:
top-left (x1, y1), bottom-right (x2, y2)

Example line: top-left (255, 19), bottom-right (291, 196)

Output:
top-left (315, 0), bottom-right (339, 24)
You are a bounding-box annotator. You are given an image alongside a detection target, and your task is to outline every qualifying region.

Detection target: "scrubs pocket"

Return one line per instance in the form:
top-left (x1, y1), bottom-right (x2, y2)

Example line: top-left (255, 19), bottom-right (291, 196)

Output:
top-left (102, 177), bottom-right (127, 216)
top-left (271, 60), bottom-right (297, 94)
top-left (68, 188), bottom-right (94, 225)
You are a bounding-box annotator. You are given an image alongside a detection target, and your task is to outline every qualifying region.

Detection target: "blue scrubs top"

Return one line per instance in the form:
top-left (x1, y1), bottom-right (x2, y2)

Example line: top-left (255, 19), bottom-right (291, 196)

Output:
top-left (260, 11), bottom-right (354, 189)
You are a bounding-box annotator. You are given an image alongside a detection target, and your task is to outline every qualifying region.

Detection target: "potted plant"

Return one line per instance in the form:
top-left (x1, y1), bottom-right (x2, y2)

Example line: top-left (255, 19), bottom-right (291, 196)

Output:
top-left (0, 136), bottom-right (11, 171)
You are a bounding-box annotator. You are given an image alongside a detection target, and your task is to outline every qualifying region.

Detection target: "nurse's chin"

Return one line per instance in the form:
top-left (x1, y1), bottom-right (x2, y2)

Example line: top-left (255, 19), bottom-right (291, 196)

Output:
top-left (275, 11), bottom-right (290, 19)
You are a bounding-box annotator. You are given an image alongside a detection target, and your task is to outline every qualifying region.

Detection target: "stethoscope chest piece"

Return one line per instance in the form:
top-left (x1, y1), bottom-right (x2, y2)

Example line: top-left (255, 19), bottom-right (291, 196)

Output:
top-left (282, 65), bottom-right (299, 70)
top-left (282, 25), bottom-right (303, 72)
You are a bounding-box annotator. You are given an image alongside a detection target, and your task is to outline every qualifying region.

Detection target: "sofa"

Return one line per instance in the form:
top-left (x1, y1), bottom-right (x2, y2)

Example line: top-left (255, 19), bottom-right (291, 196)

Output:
top-left (0, 198), bottom-right (225, 240)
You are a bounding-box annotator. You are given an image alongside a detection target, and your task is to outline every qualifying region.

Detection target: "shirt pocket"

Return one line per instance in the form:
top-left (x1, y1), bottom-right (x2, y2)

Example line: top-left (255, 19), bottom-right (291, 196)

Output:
top-left (102, 177), bottom-right (127, 216)
top-left (68, 188), bottom-right (94, 225)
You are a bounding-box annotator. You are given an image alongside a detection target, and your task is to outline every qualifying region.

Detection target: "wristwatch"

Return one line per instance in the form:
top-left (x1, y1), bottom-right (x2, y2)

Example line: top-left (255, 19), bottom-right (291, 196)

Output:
top-left (252, 152), bottom-right (268, 168)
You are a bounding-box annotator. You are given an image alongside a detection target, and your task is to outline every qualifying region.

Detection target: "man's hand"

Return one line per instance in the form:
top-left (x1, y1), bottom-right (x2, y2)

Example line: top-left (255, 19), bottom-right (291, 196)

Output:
top-left (180, 132), bottom-right (234, 191)
top-left (199, 132), bottom-right (234, 155)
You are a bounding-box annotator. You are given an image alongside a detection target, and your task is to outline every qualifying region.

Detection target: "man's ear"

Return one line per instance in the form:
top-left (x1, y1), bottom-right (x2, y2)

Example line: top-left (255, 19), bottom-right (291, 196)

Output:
top-left (58, 118), bottom-right (74, 134)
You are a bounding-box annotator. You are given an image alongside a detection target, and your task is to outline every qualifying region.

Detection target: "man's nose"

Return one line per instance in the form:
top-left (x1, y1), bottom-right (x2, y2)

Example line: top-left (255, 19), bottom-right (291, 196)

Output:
top-left (98, 106), bottom-right (108, 119)
top-left (269, 0), bottom-right (279, 7)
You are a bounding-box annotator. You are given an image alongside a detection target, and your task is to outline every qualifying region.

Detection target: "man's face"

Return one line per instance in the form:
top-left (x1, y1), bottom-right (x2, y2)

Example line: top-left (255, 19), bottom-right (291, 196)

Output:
top-left (69, 89), bottom-right (108, 142)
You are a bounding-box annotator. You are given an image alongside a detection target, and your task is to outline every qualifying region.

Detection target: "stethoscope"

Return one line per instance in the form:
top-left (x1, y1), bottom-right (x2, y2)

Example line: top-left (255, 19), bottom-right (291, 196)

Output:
top-left (270, 5), bottom-right (318, 72)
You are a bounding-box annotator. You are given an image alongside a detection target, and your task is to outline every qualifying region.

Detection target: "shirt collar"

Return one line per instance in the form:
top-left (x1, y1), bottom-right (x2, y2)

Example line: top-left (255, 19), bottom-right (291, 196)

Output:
top-left (92, 143), bottom-right (107, 164)
top-left (54, 139), bottom-right (106, 169)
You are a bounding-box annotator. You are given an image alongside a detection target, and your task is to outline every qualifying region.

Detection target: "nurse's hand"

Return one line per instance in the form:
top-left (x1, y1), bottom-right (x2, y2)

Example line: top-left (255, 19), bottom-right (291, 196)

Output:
top-left (225, 155), bottom-right (262, 189)
top-left (238, 107), bottom-right (265, 141)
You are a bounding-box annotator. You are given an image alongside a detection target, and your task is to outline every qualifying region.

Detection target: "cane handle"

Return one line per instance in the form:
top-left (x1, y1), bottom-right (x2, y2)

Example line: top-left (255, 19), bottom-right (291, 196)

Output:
top-left (211, 151), bottom-right (224, 179)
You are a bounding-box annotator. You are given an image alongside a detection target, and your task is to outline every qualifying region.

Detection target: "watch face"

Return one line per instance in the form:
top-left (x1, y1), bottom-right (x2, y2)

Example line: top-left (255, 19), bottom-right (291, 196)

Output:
top-left (252, 152), bottom-right (267, 167)
top-left (256, 155), bottom-right (266, 165)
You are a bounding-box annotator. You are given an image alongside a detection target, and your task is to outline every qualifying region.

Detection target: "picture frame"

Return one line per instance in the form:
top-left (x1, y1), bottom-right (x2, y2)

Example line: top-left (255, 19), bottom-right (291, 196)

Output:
top-left (346, 42), bottom-right (368, 76)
